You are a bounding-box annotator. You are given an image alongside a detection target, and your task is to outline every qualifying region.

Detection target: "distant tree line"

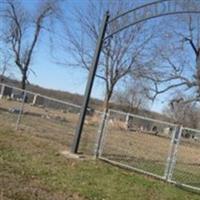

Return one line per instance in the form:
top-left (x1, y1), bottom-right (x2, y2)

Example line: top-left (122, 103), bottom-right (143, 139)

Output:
top-left (0, 0), bottom-right (200, 128)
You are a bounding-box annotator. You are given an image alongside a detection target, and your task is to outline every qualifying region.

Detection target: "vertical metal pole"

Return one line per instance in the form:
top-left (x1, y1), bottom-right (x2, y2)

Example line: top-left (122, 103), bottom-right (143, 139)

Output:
top-left (98, 110), bottom-right (110, 157)
top-left (15, 92), bottom-right (27, 130)
top-left (71, 12), bottom-right (109, 154)
top-left (94, 111), bottom-right (106, 157)
top-left (167, 125), bottom-right (182, 181)
top-left (94, 109), bottom-right (110, 158)
top-left (164, 125), bottom-right (182, 181)
top-left (164, 126), bottom-right (177, 179)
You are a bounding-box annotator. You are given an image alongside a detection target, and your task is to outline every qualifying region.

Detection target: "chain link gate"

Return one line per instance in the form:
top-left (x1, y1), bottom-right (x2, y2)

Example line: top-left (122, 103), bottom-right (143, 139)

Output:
top-left (95, 109), bottom-right (200, 192)
top-left (170, 127), bottom-right (200, 191)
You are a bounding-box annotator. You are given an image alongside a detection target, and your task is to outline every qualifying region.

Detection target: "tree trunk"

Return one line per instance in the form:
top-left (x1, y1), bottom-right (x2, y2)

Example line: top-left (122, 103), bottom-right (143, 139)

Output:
top-left (20, 71), bottom-right (28, 103)
top-left (103, 89), bottom-right (113, 114)
top-left (21, 71), bottom-right (27, 90)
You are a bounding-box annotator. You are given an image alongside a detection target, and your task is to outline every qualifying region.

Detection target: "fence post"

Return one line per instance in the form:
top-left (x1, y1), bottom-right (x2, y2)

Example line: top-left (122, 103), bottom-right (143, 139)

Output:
top-left (164, 126), bottom-right (176, 179)
top-left (71, 12), bottom-right (109, 154)
top-left (125, 113), bottom-right (130, 129)
top-left (0, 84), bottom-right (5, 99)
top-left (164, 125), bottom-right (182, 181)
top-left (94, 110), bottom-right (110, 158)
top-left (32, 94), bottom-right (38, 105)
top-left (15, 92), bottom-right (27, 130)
top-left (168, 125), bottom-right (182, 181)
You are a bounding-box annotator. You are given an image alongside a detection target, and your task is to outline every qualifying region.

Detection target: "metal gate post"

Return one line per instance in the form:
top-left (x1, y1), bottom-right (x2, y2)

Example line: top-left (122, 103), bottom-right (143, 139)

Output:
top-left (167, 125), bottom-right (182, 181)
top-left (71, 12), bottom-right (109, 154)
top-left (164, 125), bottom-right (182, 181)
top-left (164, 126), bottom-right (177, 179)
top-left (94, 109), bottom-right (110, 158)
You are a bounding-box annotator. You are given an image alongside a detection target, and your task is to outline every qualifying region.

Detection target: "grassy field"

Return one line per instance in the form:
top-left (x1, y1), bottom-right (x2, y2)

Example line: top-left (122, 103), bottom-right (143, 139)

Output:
top-left (0, 98), bottom-right (200, 199)
top-left (1, 126), bottom-right (200, 200)
top-left (101, 125), bottom-right (200, 187)
top-left (0, 99), bottom-right (100, 154)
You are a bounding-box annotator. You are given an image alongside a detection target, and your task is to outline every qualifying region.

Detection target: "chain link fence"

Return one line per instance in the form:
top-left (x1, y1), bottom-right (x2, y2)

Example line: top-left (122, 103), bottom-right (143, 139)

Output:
top-left (1, 83), bottom-right (200, 191)
top-left (171, 127), bottom-right (200, 190)
top-left (0, 84), bottom-right (23, 128)
top-left (96, 109), bottom-right (200, 191)
top-left (0, 83), bottom-right (104, 154)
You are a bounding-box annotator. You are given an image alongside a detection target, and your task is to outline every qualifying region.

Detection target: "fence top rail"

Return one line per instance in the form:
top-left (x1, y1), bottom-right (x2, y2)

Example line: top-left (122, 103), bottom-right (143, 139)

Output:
top-left (2, 82), bottom-right (200, 133)
top-left (1, 82), bottom-right (36, 96)
top-left (109, 109), bottom-right (200, 133)
top-left (0, 82), bottom-right (81, 109)
top-left (183, 127), bottom-right (200, 134)
top-left (109, 109), bottom-right (177, 127)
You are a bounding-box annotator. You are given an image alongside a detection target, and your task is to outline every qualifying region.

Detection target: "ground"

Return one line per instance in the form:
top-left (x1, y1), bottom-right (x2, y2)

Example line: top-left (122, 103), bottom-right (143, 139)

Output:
top-left (101, 123), bottom-right (200, 187)
top-left (1, 126), bottom-right (200, 199)
top-left (0, 98), bottom-right (200, 199)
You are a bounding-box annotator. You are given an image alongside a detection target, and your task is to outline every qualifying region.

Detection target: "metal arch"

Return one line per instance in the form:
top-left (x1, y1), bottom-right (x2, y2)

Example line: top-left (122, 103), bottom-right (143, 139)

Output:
top-left (105, 11), bottom-right (200, 40)
top-left (105, 0), bottom-right (200, 40)
top-left (108, 0), bottom-right (173, 23)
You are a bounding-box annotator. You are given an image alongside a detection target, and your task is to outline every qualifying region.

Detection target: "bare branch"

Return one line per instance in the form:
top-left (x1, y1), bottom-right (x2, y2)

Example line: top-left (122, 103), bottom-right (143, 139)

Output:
top-left (2, 0), bottom-right (58, 89)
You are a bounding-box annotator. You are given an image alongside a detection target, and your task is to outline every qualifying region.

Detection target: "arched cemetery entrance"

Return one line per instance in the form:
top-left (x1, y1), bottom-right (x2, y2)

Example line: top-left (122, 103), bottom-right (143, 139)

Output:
top-left (72, 0), bottom-right (200, 191)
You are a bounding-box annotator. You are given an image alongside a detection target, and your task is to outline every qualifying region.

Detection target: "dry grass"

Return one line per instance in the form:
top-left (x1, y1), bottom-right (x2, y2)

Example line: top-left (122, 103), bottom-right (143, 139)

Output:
top-left (101, 124), bottom-right (200, 186)
top-left (103, 126), bottom-right (200, 162)
top-left (0, 98), bottom-right (200, 189)
top-left (0, 99), bottom-right (101, 154)
top-left (1, 126), bottom-right (200, 200)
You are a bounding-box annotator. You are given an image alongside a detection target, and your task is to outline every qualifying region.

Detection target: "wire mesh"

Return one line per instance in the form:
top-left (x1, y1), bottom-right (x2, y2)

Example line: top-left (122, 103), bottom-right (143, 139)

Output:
top-left (19, 91), bottom-right (81, 149)
top-left (0, 83), bottom-right (83, 151)
top-left (1, 83), bottom-right (200, 191)
top-left (172, 127), bottom-right (200, 189)
top-left (0, 84), bottom-right (24, 128)
top-left (0, 83), bottom-right (105, 154)
top-left (99, 109), bottom-right (177, 177)
top-left (78, 110), bottom-right (105, 155)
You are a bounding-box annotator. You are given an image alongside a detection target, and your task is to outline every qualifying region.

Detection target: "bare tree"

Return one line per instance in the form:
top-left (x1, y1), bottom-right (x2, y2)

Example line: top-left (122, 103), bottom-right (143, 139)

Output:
top-left (163, 93), bottom-right (200, 128)
top-left (60, 0), bottom-right (156, 112)
top-left (139, 3), bottom-right (200, 104)
top-left (112, 79), bottom-right (150, 112)
top-left (1, 0), bottom-right (59, 89)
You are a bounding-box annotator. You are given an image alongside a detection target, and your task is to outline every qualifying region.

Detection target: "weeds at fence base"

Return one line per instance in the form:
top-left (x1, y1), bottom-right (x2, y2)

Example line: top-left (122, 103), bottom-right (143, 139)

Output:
top-left (60, 150), bottom-right (92, 160)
